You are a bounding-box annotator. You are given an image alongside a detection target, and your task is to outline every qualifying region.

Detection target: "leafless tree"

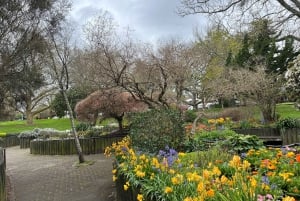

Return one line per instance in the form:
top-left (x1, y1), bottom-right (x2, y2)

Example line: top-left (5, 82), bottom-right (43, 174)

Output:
top-left (179, 0), bottom-right (300, 41)
top-left (46, 27), bottom-right (85, 163)
top-left (82, 12), bottom-right (192, 108)
top-left (227, 67), bottom-right (281, 122)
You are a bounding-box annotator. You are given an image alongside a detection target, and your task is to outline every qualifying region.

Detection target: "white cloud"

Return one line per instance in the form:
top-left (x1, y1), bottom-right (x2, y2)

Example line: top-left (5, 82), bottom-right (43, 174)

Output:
top-left (69, 0), bottom-right (206, 45)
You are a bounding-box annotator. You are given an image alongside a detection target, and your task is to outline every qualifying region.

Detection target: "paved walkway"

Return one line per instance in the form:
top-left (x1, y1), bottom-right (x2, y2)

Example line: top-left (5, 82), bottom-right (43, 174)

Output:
top-left (5, 146), bottom-right (116, 201)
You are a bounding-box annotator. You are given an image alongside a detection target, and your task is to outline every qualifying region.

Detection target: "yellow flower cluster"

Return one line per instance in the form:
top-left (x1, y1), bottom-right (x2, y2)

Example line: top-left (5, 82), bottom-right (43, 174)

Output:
top-left (106, 138), bottom-right (298, 201)
top-left (208, 117), bottom-right (231, 126)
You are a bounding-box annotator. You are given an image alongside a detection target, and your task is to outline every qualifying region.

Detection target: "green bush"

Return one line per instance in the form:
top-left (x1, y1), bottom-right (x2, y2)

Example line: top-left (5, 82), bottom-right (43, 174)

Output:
top-left (276, 117), bottom-right (300, 129)
top-left (183, 110), bottom-right (197, 122)
top-left (75, 122), bottom-right (91, 131)
top-left (219, 134), bottom-right (265, 154)
top-left (129, 108), bottom-right (185, 154)
top-left (184, 130), bottom-right (237, 152)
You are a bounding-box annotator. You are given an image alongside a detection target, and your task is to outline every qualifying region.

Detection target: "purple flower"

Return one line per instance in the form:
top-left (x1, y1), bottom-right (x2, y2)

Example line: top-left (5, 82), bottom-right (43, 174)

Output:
top-left (158, 150), bottom-right (166, 157)
top-left (157, 146), bottom-right (179, 168)
top-left (169, 148), bottom-right (178, 156)
top-left (261, 176), bottom-right (270, 185)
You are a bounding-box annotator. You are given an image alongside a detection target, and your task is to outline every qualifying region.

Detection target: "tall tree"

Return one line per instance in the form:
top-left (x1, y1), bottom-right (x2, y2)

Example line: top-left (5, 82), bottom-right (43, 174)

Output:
top-left (191, 26), bottom-right (241, 108)
top-left (229, 19), bottom-right (298, 73)
top-left (0, 0), bottom-right (70, 118)
top-left (47, 27), bottom-right (85, 163)
top-left (82, 12), bottom-right (189, 108)
top-left (234, 34), bottom-right (251, 67)
top-left (12, 30), bottom-right (57, 124)
top-left (51, 88), bottom-right (88, 118)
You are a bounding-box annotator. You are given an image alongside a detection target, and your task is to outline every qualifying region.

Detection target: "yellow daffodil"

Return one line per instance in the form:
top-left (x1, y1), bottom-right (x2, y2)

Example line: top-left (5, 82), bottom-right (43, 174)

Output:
top-left (206, 189), bottom-right (215, 197)
top-left (137, 194), bottom-right (143, 201)
top-left (282, 196), bottom-right (296, 201)
top-left (164, 186), bottom-right (173, 194)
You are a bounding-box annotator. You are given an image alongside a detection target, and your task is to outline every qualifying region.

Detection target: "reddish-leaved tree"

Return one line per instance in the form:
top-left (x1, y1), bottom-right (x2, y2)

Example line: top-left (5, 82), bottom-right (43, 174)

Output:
top-left (75, 89), bottom-right (147, 133)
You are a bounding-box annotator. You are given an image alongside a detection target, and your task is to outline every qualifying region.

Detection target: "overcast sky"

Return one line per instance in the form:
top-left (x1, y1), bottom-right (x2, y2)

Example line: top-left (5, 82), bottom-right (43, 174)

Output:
top-left (69, 0), bottom-right (207, 45)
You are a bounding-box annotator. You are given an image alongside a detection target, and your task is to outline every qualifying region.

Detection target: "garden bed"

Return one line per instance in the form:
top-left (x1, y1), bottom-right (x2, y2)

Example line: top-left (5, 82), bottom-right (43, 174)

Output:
top-left (107, 137), bottom-right (300, 201)
top-left (30, 136), bottom-right (126, 155)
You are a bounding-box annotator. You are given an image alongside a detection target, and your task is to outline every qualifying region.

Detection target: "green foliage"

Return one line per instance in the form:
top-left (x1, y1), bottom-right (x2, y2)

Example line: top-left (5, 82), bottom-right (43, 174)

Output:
top-left (182, 147), bottom-right (232, 169)
top-left (183, 110), bottom-right (197, 122)
top-left (75, 122), bottom-right (91, 131)
top-left (184, 130), bottom-right (237, 152)
top-left (229, 19), bottom-right (297, 74)
top-left (129, 108), bottom-right (185, 154)
top-left (219, 134), bottom-right (265, 154)
top-left (51, 88), bottom-right (88, 117)
top-left (185, 129), bottom-right (264, 154)
top-left (238, 120), bottom-right (253, 129)
top-left (276, 117), bottom-right (300, 129)
top-left (234, 34), bottom-right (251, 67)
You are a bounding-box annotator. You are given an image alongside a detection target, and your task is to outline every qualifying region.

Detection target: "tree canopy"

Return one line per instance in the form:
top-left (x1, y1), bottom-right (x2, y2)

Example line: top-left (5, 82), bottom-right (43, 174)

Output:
top-left (75, 89), bottom-right (147, 132)
top-left (179, 0), bottom-right (300, 41)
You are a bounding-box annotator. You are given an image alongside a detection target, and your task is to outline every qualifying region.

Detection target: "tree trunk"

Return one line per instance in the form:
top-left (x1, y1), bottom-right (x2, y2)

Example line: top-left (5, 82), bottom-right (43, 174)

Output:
top-left (62, 90), bottom-right (85, 163)
top-left (26, 98), bottom-right (34, 125)
top-left (116, 116), bottom-right (123, 134)
top-left (26, 111), bottom-right (34, 125)
top-left (260, 104), bottom-right (275, 124)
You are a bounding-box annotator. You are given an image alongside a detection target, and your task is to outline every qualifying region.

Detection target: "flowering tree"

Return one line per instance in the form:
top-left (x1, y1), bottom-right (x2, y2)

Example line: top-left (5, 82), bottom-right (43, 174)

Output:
top-left (286, 55), bottom-right (300, 100)
top-left (75, 89), bottom-right (147, 133)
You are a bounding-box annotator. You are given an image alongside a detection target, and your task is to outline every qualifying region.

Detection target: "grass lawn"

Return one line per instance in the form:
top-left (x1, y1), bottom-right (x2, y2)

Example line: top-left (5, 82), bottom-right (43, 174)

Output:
top-left (0, 118), bottom-right (73, 134)
top-left (276, 102), bottom-right (300, 119)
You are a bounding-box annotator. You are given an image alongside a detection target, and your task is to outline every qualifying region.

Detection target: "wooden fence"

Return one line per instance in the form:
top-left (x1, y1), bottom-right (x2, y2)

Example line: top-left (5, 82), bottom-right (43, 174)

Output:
top-left (281, 128), bottom-right (300, 145)
top-left (233, 128), bottom-right (300, 146)
top-left (0, 135), bottom-right (20, 148)
top-left (20, 137), bottom-right (35, 149)
top-left (30, 136), bottom-right (126, 155)
top-left (0, 148), bottom-right (6, 201)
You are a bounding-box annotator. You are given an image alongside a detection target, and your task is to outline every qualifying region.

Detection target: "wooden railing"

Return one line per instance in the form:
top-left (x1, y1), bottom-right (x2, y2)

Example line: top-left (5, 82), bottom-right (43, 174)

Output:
top-left (233, 128), bottom-right (300, 146)
top-left (0, 148), bottom-right (6, 201)
top-left (30, 135), bottom-right (126, 155)
top-left (0, 135), bottom-right (20, 148)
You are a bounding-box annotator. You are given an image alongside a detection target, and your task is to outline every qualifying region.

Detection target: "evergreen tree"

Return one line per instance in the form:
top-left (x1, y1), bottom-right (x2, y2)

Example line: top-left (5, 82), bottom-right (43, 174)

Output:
top-left (233, 19), bottom-right (298, 74)
top-left (234, 34), bottom-right (251, 67)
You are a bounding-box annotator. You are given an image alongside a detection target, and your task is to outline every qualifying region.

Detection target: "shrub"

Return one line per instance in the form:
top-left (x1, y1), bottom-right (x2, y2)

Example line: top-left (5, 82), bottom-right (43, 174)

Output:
top-left (184, 129), bottom-right (237, 152)
top-left (276, 117), bottom-right (300, 129)
top-left (75, 122), bottom-right (92, 131)
top-left (129, 108), bottom-right (185, 154)
top-left (18, 128), bottom-right (68, 139)
top-left (219, 134), bottom-right (265, 154)
top-left (238, 120), bottom-right (252, 129)
top-left (183, 110), bottom-right (197, 122)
